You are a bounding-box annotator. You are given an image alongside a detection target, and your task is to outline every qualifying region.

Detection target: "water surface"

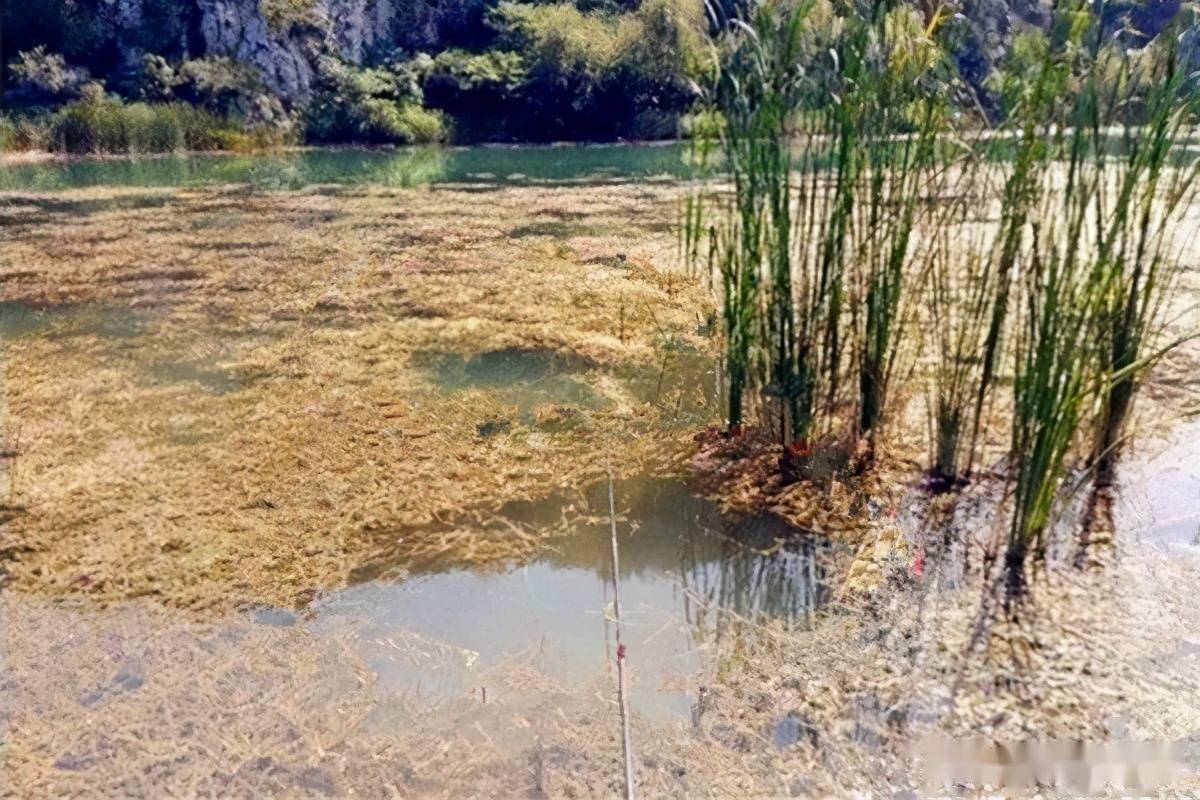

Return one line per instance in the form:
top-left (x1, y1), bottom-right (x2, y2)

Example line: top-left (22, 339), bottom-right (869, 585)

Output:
top-left (1120, 419), bottom-right (1200, 546)
top-left (0, 143), bottom-right (700, 192)
top-left (318, 477), bottom-right (844, 722)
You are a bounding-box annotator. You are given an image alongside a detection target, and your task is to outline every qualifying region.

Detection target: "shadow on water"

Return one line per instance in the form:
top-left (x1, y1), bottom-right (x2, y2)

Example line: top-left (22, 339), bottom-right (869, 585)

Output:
top-left (0, 299), bottom-right (149, 340)
top-left (325, 477), bottom-right (846, 721)
top-left (0, 299), bottom-right (246, 397)
top-left (0, 193), bottom-right (175, 216)
top-left (620, 349), bottom-right (719, 428)
top-left (143, 361), bottom-right (243, 396)
top-left (414, 349), bottom-right (602, 423)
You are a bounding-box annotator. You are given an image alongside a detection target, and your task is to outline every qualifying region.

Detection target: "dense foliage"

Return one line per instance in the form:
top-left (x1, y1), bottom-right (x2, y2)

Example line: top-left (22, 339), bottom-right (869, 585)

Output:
top-left (1, 0), bottom-right (710, 150)
top-left (0, 0), bottom-right (1196, 151)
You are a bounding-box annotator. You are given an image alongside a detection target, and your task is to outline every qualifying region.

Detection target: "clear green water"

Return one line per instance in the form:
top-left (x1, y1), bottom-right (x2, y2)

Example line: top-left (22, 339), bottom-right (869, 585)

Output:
top-left (4, 137), bottom-right (1195, 194)
top-left (0, 143), bottom-right (701, 192)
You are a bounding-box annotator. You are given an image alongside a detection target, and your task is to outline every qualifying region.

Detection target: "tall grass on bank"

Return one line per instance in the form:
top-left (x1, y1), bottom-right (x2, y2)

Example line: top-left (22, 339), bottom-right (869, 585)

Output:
top-left (1, 99), bottom-right (282, 155)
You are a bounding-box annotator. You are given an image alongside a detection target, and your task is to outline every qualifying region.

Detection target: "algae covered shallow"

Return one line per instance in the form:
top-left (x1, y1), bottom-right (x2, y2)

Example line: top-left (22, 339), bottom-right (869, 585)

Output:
top-left (2, 148), bottom-right (1200, 798)
top-left (0, 150), bottom-right (729, 611)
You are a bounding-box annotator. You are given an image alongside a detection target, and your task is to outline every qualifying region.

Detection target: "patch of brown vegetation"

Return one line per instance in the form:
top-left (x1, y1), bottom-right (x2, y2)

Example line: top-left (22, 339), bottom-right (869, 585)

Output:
top-left (0, 181), bottom-right (716, 610)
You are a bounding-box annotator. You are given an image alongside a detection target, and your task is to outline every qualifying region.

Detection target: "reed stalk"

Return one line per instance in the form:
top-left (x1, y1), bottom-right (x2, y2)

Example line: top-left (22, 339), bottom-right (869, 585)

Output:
top-left (1085, 45), bottom-right (1200, 486)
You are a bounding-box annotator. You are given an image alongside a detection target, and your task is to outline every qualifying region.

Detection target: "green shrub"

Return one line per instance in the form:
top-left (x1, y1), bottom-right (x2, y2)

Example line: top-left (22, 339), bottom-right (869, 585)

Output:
top-left (176, 57), bottom-right (289, 129)
top-left (493, 2), bottom-right (619, 79)
top-left (49, 98), bottom-right (126, 153)
top-left (260, 0), bottom-right (322, 34)
top-left (8, 46), bottom-right (94, 102)
top-left (305, 58), bottom-right (445, 144)
top-left (430, 49), bottom-right (528, 91)
top-left (483, 0), bottom-right (707, 140)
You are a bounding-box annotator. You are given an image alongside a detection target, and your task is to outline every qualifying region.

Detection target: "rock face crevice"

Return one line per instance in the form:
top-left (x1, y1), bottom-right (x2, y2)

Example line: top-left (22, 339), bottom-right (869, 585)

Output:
top-left (318, 0), bottom-right (398, 65)
top-left (197, 0), bottom-right (315, 102)
top-left (94, 0), bottom-right (404, 104)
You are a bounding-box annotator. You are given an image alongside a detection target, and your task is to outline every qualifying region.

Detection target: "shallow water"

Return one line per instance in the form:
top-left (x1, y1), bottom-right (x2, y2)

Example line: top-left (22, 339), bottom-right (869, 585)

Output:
top-left (1120, 419), bottom-right (1200, 547)
top-left (0, 143), bottom-right (701, 192)
top-left (317, 477), bottom-right (843, 722)
top-left (417, 347), bottom-right (719, 429)
top-left (4, 136), bottom-right (1195, 194)
top-left (0, 299), bottom-right (147, 340)
top-left (415, 349), bottom-right (602, 423)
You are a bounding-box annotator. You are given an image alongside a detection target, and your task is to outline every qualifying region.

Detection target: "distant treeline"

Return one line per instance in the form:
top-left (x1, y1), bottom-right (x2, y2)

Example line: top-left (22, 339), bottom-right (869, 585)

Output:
top-left (1, 0), bottom-right (1196, 153)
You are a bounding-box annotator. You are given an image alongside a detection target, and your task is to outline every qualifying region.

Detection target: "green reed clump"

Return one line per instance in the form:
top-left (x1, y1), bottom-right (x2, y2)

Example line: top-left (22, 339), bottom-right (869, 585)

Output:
top-left (925, 26), bottom-right (1068, 484)
top-left (698, 0), bottom-right (819, 433)
top-left (1005, 159), bottom-right (1099, 603)
top-left (998, 3), bottom-right (1199, 603)
top-left (849, 6), bottom-right (949, 444)
top-left (691, 0), bottom-right (950, 446)
top-left (1085, 47), bottom-right (1200, 486)
top-left (682, 0), bottom-right (1199, 611)
top-left (998, 7), bottom-right (1102, 605)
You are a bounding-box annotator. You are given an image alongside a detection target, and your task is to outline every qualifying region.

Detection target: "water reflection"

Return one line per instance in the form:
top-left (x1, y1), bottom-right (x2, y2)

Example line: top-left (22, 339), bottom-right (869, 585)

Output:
top-left (0, 143), bottom-right (701, 192)
top-left (320, 478), bottom-right (844, 721)
top-left (3, 137), bottom-right (1194, 194)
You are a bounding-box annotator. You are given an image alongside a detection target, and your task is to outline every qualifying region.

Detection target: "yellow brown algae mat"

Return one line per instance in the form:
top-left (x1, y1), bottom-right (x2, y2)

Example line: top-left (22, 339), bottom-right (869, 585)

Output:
top-left (0, 181), bottom-right (716, 609)
top-left (3, 177), bottom-right (1200, 797)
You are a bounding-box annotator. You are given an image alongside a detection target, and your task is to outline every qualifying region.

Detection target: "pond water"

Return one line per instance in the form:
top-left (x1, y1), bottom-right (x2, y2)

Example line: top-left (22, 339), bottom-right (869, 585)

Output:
top-left (314, 477), bottom-right (844, 722)
top-left (4, 136), bottom-right (1196, 194)
top-left (414, 349), bottom-right (603, 424)
top-left (0, 143), bottom-right (701, 192)
top-left (0, 296), bottom-right (822, 724)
